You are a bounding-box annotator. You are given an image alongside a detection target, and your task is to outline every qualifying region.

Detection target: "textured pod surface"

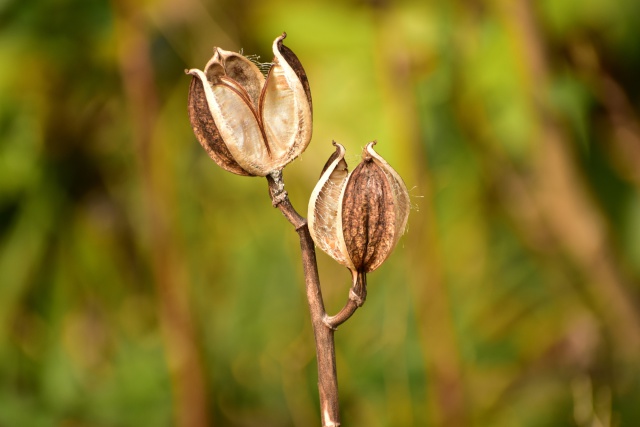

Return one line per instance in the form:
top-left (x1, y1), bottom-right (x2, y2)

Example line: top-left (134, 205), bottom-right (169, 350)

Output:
top-left (341, 158), bottom-right (396, 273)
top-left (363, 142), bottom-right (410, 270)
top-left (308, 141), bottom-right (410, 278)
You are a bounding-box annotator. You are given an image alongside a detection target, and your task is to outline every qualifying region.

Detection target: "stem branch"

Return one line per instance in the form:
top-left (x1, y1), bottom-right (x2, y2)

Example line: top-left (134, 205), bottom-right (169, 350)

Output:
top-left (267, 172), bottom-right (341, 427)
top-left (325, 272), bottom-right (367, 330)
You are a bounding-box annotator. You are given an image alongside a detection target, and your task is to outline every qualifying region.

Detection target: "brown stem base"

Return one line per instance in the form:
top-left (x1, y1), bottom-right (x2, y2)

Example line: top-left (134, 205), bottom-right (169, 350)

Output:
top-left (267, 171), bottom-right (366, 427)
top-left (297, 224), bottom-right (341, 427)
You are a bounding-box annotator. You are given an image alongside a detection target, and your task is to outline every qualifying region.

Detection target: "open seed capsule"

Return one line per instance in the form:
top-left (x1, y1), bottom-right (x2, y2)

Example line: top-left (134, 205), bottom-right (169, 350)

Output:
top-left (186, 33), bottom-right (312, 176)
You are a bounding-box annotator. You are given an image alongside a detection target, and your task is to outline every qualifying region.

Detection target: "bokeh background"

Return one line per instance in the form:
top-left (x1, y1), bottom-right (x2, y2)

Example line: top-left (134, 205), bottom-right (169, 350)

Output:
top-left (2, 0), bottom-right (640, 425)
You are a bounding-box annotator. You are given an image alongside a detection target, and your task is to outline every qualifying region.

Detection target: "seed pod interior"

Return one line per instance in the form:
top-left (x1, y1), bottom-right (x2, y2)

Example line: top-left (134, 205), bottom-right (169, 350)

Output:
top-left (211, 49), bottom-right (265, 108)
top-left (187, 76), bottom-right (249, 176)
top-left (260, 36), bottom-right (313, 167)
top-left (186, 33), bottom-right (312, 176)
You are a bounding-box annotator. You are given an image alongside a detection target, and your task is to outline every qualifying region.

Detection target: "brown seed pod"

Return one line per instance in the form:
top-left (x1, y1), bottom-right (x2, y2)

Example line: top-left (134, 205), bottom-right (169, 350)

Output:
top-left (308, 141), bottom-right (410, 285)
top-left (186, 33), bottom-right (312, 176)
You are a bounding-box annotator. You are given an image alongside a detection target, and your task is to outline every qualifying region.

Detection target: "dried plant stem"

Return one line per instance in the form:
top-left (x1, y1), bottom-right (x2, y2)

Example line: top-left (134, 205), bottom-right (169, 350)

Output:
top-left (267, 172), bottom-right (362, 427)
top-left (326, 273), bottom-right (367, 329)
top-left (298, 224), bottom-right (341, 427)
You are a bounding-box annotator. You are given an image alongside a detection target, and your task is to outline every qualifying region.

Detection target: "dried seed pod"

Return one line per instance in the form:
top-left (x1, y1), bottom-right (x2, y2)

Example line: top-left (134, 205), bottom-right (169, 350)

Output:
top-left (308, 141), bottom-right (410, 285)
top-left (186, 33), bottom-right (312, 176)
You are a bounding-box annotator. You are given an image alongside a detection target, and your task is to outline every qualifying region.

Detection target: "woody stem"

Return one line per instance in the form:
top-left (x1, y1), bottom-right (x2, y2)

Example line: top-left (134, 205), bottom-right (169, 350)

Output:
top-left (325, 272), bottom-right (367, 330)
top-left (266, 171), bottom-right (341, 427)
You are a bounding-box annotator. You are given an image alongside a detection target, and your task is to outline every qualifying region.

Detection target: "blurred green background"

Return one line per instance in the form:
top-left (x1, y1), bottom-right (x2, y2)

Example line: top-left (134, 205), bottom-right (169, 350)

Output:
top-left (2, 0), bottom-right (640, 425)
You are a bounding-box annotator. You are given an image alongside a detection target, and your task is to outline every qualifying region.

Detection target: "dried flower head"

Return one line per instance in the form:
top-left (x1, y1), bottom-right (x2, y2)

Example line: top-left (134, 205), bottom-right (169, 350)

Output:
top-left (186, 33), bottom-right (312, 176)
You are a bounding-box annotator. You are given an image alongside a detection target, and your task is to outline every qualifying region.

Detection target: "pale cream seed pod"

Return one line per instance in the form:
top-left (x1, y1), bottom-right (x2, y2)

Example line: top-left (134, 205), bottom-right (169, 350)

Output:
top-left (186, 33), bottom-right (312, 176)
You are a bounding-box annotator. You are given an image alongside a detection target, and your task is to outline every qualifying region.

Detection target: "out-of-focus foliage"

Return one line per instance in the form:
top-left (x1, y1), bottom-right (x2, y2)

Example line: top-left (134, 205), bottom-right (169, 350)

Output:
top-left (1, 0), bottom-right (640, 426)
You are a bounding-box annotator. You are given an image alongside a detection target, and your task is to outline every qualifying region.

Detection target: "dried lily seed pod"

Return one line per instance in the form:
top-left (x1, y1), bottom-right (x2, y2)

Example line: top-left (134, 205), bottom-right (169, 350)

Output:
top-left (186, 33), bottom-right (312, 176)
top-left (308, 141), bottom-right (410, 285)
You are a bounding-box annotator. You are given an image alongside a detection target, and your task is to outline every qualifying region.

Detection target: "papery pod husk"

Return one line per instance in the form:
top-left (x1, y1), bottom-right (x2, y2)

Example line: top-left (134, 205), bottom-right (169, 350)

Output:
top-left (343, 142), bottom-right (410, 273)
top-left (258, 34), bottom-right (312, 172)
top-left (308, 142), bottom-right (355, 271)
top-left (276, 41), bottom-right (312, 115)
top-left (308, 141), bottom-right (410, 284)
top-left (186, 33), bottom-right (312, 177)
top-left (206, 48), bottom-right (265, 109)
top-left (187, 76), bottom-right (251, 176)
top-left (341, 153), bottom-right (397, 273)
